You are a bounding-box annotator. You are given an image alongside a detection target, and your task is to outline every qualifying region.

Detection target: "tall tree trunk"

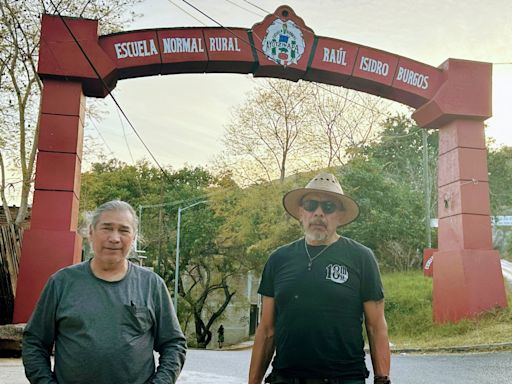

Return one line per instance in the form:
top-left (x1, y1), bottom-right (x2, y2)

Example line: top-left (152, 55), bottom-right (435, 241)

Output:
top-left (0, 151), bottom-right (13, 224)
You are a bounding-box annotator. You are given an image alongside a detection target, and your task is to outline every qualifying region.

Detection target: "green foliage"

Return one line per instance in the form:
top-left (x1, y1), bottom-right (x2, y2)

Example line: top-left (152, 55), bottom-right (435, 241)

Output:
top-left (81, 112), bottom-right (442, 277)
top-left (340, 156), bottom-right (426, 270)
top-left (486, 145), bottom-right (512, 257)
top-left (337, 115), bottom-right (438, 270)
top-left (212, 113), bottom-right (439, 273)
top-left (81, 161), bottom-right (238, 348)
top-left (382, 271), bottom-right (433, 338)
top-left (211, 176), bottom-right (305, 273)
top-left (80, 159), bottom-right (164, 212)
top-left (488, 145), bottom-right (512, 215)
top-left (383, 272), bottom-right (512, 349)
top-left (362, 114), bottom-right (438, 194)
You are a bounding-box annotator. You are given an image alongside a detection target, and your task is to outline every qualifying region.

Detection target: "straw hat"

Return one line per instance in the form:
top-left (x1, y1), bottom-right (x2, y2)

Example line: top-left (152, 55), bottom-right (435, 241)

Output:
top-left (283, 172), bottom-right (360, 226)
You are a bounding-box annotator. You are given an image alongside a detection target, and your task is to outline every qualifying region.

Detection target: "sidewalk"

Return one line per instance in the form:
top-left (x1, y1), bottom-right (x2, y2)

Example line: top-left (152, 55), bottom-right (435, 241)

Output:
top-left (220, 339), bottom-right (254, 351)
top-left (0, 358), bottom-right (28, 384)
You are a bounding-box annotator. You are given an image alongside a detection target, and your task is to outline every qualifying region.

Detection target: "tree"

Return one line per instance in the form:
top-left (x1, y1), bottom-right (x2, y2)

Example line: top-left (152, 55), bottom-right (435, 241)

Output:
top-left (339, 156), bottom-right (427, 271)
top-left (0, 0), bottom-right (140, 225)
top-left (362, 114), bottom-right (438, 195)
top-left (0, 0), bottom-right (41, 225)
top-left (487, 144), bottom-right (512, 257)
top-left (163, 202), bottom-right (236, 348)
top-left (305, 85), bottom-right (389, 168)
top-left (488, 144), bottom-right (512, 216)
top-left (360, 114), bottom-right (438, 249)
top-left (212, 175), bottom-right (305, 273)
top-left (81, 161), bottom-right (243, 348)
top-left (333, 114), bottom-right (440, 270)
top-left (218, 79), bottom-right (314, 185)
top-left (217, 79), bottom-right (390, 186)
top-left (80, 159), bottom-right (165, 210)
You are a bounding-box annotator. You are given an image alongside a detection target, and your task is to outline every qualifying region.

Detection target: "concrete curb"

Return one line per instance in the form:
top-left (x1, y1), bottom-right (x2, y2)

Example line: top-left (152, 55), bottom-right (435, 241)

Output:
top-left (213, 341), bottom-right (254, 351)
top-left (389, 342), bottom-right (512, 354)
top-left (221, 340), bottom-right (512, 354)
top-left (0, 324), bottom-right (24, 357)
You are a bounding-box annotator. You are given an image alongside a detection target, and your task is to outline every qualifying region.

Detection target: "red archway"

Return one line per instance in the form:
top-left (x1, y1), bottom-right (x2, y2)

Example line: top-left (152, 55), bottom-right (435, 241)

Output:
top-left (13, 5), bottom-right (507, 323)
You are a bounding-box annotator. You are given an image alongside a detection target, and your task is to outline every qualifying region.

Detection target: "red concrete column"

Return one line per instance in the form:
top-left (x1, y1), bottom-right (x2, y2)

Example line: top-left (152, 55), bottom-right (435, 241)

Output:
top-left (13, 80), bottom-right (84, 323)
top-left (432, 120), bottom-right (507, 322)
top-left (12, 14), bottom-right (117, 323)
top-left (413, 59), bottom-right (508, 323)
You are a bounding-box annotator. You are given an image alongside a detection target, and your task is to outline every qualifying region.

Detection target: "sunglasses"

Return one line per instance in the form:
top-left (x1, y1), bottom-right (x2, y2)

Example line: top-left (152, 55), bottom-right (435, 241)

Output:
top-left (301, 200), bottom-right (341, 214)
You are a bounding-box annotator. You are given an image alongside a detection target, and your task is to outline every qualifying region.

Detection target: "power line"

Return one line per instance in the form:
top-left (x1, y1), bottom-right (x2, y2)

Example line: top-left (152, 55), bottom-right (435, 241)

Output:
top-left (241, 0), bottom-right (270, 15)
top-left (42, 1), bottom-right (252, 203)
top-left (223, 0), bottom-right (264, 18)
top-left (116, 107), bottom-right (137, 164)
top-left (180, 0), bottom-right (266, 59)
top-left (173, 0), bottom-right (429, 156)
top-left (47, 0), bottom-right (175, 185)
top-left (87, 118), bottom-right (115, 156)
top-left (116, 108), bottom-right (146, 196)
top-left (313, 82), bottom-right (391, 119)
top-left (166, 0), bottom-right (207, 26)
top-left (178, 1), bottom-right (397, 121)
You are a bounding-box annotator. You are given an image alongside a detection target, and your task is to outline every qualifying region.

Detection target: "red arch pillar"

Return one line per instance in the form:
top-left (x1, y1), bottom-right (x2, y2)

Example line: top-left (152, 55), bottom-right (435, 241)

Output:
top-left (413, 59), bottom-right (507, 322)
top-left (12, 16), bottom-right (116, 323)
top-left (13, 80), bottom-right (84, 323)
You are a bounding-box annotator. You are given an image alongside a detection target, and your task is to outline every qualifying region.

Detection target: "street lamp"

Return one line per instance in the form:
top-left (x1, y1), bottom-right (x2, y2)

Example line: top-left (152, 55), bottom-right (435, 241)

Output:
top-left (174, 200), bottom-right (207, 314)
top-left (137, 203), bottom-right (170, 269)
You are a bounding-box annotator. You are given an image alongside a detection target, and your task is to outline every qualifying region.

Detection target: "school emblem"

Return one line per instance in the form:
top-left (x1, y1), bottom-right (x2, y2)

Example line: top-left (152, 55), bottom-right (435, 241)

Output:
top-left (262, 19), bottom-right (305, 66)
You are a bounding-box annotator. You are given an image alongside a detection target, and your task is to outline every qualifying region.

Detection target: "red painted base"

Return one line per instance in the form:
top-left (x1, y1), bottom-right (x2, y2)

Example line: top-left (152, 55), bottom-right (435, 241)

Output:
top-left (12, 229), bottom-right (82, 323)
top-left (432, 249), bottom-right (508, 323)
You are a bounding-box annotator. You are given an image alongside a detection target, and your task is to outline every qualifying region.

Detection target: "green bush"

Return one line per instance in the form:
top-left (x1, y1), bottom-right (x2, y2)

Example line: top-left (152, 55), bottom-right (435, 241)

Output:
top-left (382, 271), bottom-right (512, 349)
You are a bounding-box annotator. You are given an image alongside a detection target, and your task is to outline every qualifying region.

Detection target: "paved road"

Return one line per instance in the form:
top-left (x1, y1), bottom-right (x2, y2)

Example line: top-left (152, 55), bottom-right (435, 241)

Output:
top-left (2, 349), bottom-right (512, 383)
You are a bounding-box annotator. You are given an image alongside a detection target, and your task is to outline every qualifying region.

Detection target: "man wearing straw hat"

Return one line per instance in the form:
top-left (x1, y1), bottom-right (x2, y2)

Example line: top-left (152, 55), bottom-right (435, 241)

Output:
top-left (249, 173), bottom-right (391, 384)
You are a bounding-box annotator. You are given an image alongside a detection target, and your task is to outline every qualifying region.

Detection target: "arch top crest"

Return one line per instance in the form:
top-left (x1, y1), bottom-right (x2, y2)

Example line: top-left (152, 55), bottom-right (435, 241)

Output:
top-left (38, 5), bottom-right (491, 125)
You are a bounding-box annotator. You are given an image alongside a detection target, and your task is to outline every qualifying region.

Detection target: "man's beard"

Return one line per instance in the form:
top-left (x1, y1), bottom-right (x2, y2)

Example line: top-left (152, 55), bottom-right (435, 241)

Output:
top-left (304, 219), bottom-right (328, 242)
top-left (304, 230), bottom-right (328, 242)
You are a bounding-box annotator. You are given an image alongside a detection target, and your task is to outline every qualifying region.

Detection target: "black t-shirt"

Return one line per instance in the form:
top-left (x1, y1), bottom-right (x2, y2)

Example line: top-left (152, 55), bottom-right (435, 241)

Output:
top-left (258, 237), bottom-right (384, 379)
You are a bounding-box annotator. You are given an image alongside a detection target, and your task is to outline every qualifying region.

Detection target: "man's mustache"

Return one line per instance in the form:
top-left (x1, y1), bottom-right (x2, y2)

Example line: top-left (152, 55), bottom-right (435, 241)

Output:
top-left (309, 219), bottom-right (326, 228)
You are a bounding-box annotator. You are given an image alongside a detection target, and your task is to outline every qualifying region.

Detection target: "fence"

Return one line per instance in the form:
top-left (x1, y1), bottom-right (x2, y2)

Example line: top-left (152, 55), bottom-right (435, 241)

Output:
top-left (0, 225), bottom-right (23, 325)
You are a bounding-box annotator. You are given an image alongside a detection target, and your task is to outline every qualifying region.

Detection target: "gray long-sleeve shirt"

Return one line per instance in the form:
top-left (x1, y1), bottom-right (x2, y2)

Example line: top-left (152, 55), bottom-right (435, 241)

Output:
top-left (22, 260), bottom-right (187, 384)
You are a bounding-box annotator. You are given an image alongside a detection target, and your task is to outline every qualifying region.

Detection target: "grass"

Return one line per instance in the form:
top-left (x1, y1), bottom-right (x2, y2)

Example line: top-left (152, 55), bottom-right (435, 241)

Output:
top-left (382, 271), bottom-right (512, 350)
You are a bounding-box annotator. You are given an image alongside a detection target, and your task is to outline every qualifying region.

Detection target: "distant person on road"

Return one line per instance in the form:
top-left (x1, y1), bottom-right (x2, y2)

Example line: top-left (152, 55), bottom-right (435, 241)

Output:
top-left (218, 324), bottom-right (225, 349)
top-left (248, 173), bottom-right (391, 384)
top-left (22, 200), bottom-right (187, 384)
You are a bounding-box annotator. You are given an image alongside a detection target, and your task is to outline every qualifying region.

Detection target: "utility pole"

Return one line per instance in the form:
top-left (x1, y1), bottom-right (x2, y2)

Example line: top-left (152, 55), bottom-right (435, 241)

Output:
top-left (174, 200), bottom-right (208, 314)
top-left (422, 129), bottom-right (432, 248)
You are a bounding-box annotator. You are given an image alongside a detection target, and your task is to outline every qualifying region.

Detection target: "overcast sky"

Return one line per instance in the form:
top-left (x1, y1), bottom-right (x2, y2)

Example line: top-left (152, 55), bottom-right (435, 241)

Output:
top-left (89, 0), bottom-right (512, 170)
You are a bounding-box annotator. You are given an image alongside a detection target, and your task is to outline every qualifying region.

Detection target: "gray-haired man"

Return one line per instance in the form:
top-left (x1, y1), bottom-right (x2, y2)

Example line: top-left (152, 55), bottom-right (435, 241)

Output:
top-left (23, 200), bottom-right (187, 384)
